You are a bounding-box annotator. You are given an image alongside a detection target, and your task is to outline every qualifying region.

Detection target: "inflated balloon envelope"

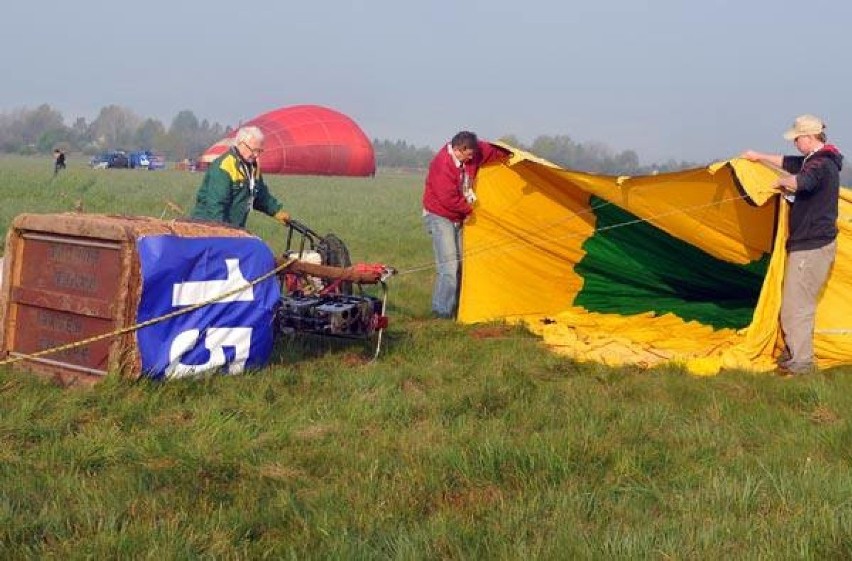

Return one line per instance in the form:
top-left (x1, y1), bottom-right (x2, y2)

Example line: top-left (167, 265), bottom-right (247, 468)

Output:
top-left (458, 145), bottom-right (852, 374)
top-left (199, 105), bottom-right (375, 177)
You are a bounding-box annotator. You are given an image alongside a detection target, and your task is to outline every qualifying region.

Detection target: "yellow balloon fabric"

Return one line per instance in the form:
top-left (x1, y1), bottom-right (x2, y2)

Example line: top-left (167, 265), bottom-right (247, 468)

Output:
top-left (459, 146), bottom-right (852, 374)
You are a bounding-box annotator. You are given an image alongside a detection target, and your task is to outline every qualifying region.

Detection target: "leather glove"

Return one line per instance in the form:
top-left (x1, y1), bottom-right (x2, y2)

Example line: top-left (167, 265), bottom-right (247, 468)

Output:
top-left (274, 210), bottom-right (290, 224)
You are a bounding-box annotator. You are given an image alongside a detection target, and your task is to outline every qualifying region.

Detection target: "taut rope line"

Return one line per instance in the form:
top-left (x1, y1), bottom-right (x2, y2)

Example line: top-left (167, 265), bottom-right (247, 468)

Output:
top-left (398, 191), bottom-right (761, 276)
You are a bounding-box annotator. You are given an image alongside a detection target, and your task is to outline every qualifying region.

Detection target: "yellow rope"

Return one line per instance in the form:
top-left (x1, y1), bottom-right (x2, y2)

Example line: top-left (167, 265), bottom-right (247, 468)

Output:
top-left (0, 257), bottom-right (296, 368)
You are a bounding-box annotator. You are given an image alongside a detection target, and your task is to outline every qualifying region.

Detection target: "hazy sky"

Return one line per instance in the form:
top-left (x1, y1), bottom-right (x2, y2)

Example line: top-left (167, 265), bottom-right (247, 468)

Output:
top-left (3, 0), bottom-right (851, 163)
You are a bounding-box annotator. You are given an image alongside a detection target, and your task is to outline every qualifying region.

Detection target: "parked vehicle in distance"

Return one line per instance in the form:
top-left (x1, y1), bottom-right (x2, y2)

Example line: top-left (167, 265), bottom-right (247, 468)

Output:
top-left (89, 153), bottom-right (108, 169)
top-left (90, 151), bottom-right (129, 169)
top-left (147, 153), bottom-right (166, 170)
top-left (129, 151), bottom-right (150, 169)
top-left (128, 150), bottom-right (166, 170)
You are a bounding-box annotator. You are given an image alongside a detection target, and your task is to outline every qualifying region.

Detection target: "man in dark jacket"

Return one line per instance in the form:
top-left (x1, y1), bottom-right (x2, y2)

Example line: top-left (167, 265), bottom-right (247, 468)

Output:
top-left (53, 149), bottom-right (66, 175)
top-left (741, 114), bottom-right (843, 374)
top-left (191, 126), bottom-right (290, 228)
top-left (422, 131), bottom-right (508, 318)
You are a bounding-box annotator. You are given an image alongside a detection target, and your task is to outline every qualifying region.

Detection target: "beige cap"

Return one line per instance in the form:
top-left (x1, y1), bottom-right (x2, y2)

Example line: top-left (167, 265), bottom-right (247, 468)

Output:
top-left (783, 114), bottom-right (825, 140)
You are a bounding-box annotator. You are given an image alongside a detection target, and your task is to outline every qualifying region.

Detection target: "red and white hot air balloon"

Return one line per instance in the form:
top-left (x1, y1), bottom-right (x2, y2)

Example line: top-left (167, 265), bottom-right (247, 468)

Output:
top-left (199, 105), bottom-right (375, 177)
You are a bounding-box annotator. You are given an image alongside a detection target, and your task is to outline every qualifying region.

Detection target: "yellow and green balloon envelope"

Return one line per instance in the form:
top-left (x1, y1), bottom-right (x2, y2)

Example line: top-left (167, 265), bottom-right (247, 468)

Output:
top-left (459, 145), bottom-right (852, 374)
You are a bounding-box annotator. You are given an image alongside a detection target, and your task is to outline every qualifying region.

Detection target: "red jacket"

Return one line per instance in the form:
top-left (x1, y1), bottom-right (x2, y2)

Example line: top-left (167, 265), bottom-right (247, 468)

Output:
top-left (422, 141), bottom-right (507, 222)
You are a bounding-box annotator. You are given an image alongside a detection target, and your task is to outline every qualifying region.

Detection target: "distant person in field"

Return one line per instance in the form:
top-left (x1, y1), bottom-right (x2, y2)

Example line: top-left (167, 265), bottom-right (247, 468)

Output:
top-left (741, 114), bottom-right (843, 375)
top-left (53, 148), bottom-right (66, 176)
top-left (190, 126), bottom-right (290, 229)
top-left (422, 131), bottom-right (509, 319)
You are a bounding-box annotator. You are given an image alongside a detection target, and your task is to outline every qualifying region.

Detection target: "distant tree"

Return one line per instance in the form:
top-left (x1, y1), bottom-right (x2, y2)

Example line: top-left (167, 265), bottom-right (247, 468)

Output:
top-left (135, 118), bottom-right (166, 150)
top-left (169, 110), bottom-right (200, 138)
top-left (166, 110), bottom-right (224, 160)
top-left (497, 134), bottom-right (522, 148)
top-left (0, 110), bottom-right (24, 152)
top-left (530, 135), bottom-right (578, 168)
top-left (372, 138), bottom-right (434, 169)
top-left (648, 158), bottom-right (701, 174)
top-left (88, 105), bottom-right (140, 150)
top-left (36, 129), bottom-right (68, 153)
top-left (613, 149), bottom-right (641, 173)
top-left (194, 118), bottom-right (226, 159)
top-left (23, 104), bottom-right (67, 151)
top-left (5, 108), bottom-right (37, 153)
top-left (504, 133), bottom-right (697, 175)
top-left (68, 117), bottom-right (91, 151)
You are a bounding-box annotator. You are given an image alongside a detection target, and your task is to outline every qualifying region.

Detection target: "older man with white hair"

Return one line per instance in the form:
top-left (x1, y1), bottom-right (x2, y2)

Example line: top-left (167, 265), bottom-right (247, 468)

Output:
top-left (191, 125), bottom-right (290, 228)
top-left (741, 114), bottom-right (844, 375)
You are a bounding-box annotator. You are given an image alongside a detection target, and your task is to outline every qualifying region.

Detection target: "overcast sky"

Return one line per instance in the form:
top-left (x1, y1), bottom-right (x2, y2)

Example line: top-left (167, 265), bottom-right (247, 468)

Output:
top-left (2, 0), bottom-right (850, 164)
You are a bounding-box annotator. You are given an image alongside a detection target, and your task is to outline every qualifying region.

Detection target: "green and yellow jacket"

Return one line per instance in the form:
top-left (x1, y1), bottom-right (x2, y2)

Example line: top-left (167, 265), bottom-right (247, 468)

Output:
top-left (190, 149), bottom-right (283, 228)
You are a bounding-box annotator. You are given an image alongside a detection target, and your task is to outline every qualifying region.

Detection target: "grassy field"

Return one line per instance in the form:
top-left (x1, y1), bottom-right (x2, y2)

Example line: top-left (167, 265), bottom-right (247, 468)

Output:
top-left (0, 155), bottom-right (850, 559)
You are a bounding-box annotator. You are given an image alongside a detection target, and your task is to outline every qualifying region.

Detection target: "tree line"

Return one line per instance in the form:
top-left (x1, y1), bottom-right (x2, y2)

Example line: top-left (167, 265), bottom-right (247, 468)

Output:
top-left (5, 104), bottom-right (850, 182)
top-left (376, 133), bottom-right (852, 184)
top-left (0, 104), bottom-right (229, 161)
top-left (0, 104), bottom-right (699, 174)
top-left (374, 134), bottom-right (700, 175)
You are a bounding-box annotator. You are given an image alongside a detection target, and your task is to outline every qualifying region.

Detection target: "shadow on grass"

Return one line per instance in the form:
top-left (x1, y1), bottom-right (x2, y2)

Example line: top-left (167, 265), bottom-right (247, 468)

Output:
top-left (271, 328), bottom-right (413, 366)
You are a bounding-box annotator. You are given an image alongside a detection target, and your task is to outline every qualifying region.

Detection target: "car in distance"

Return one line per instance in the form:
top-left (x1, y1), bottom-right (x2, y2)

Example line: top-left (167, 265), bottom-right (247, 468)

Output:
top-left (129, 150), bottom-right (166, 170)
top-left (147, 153), bottom-right (166, 170)
top-left (90, 151), bottom-right (130, 169)
top-left (129, 151), bottom-right (150, 169)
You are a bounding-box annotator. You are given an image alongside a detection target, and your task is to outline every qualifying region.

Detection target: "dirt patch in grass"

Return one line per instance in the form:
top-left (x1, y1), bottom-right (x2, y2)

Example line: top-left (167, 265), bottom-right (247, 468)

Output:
top-left (440, 484), bottom-right (504, 511)
top-left (341, 352), bottom-right (371, 367)
top-left (810, 404), bottom-right (840, 424)
top-left (469, 325), bottom-right (514, 340)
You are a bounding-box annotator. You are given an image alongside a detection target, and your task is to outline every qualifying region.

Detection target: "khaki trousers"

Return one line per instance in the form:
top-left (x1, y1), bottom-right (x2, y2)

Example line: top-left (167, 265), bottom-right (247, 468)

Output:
top-left (779, 240), bottom-right (836, 371)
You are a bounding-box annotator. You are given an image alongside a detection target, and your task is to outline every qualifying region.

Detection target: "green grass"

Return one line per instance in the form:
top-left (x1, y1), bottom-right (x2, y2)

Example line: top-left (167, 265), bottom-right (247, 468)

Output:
top-left (0, 155), bottom-right (850, 559)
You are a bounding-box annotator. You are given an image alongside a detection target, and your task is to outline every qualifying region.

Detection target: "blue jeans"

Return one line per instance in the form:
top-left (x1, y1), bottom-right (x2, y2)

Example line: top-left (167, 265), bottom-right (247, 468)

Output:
top-left (423, 212), bottom-right (462, 317)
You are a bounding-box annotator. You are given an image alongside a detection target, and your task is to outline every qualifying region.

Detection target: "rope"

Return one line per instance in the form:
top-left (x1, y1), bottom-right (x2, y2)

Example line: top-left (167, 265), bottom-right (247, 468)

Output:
top-left (0, 257), bottom-right (297, 368)
top-left (397, 191), bottom-right (760, 277)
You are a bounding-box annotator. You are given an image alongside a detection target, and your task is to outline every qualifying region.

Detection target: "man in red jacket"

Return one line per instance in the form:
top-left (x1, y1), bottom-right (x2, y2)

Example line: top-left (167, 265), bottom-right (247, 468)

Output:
top-left (422, 131), bottom-right (508, 318)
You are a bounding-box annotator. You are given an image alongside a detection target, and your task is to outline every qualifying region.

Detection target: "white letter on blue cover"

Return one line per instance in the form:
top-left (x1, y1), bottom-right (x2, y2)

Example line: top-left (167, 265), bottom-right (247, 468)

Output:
top-left (172, 258), bottom-right (254, 306)
top-left (166, 258), bottom-right (255, 377)
top-left (167, 327), bottom-right (253, 377)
